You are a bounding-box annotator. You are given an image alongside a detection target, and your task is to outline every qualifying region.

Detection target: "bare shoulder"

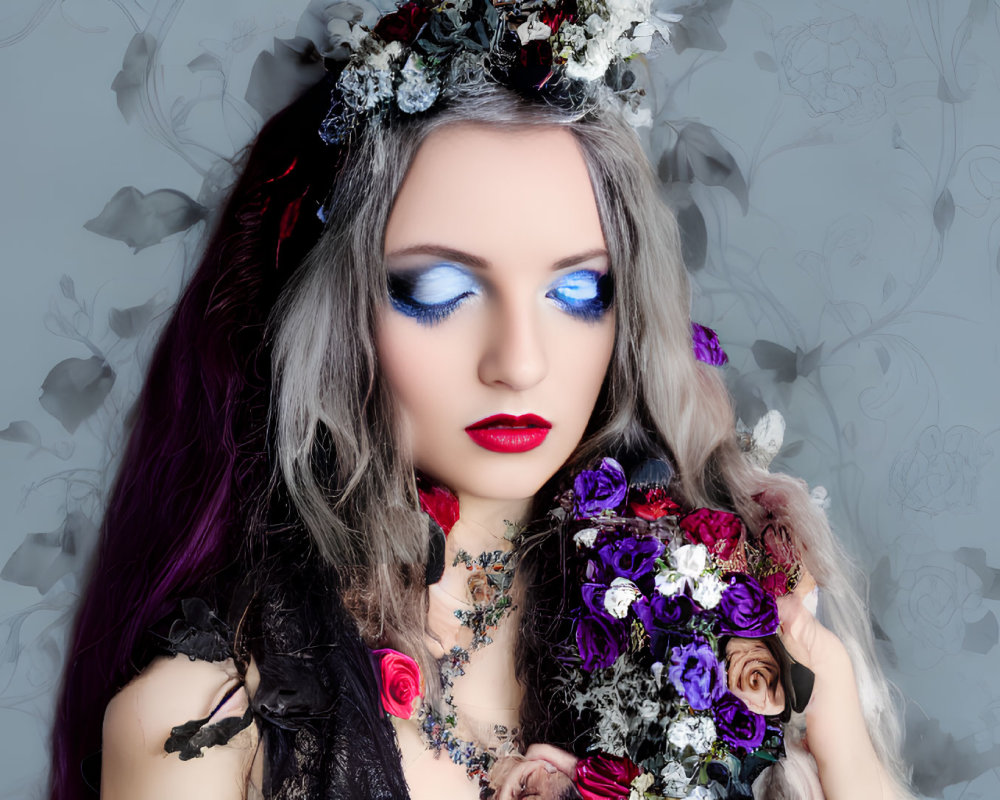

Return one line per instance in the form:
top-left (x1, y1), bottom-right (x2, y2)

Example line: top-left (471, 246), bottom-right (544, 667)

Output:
top-left (102, 654), bottom-right (261, 800)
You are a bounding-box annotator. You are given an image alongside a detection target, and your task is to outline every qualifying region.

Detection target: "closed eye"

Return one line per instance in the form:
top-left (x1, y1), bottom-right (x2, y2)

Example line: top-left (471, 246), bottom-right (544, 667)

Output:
top-left (546, 270), bottom-right (613, 322)
top-left (387, 263), bottom-right (481, 325)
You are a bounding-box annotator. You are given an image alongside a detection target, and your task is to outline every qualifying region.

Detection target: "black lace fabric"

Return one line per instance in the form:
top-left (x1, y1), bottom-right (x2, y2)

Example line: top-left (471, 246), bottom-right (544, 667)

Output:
top-left (154, 563), bottom-right (410, 799)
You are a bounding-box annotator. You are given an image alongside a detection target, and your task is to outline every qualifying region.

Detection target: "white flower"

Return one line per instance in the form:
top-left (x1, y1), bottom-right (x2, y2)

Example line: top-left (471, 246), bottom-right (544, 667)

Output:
top-left (685, 788), bottom-right (715, 800)
top-left (692, 573), bottom-right (723, 609)
top-left (628, 771), bottom-right (655, 800)
top-left (338, 65), bottom-right (393, 111)
top-left (565, 39), bottom-right (614, 81)
top-left (655, 569), bottom-right (686, 596)
top-left (517, 12), bottom-right (553, 45)
top-left (367, 40), bottom-right (403, 70)
top-left (396, 54), bottom-right (440, 113)
top-left (326, 18), bottom-right (369, 60)
top-left (660, 761), bottom-right (690, 795)
top-left (324, 0), bottom-right (380, 59)
top-left (667, 715), bottom-right (716, 754)
top-left (557, 21), bottom-right (588, 52)
top-left (584, 13), bottom-right (605, 36)
top-left (604, 577), bottom-right (641, 618)
top-left (651, 660), bottom-right (664, 685)
top-left (573, 527), bottom-right (600, 549)
top-left (637, 698), bottom-right (660, 721)
top-left (673, 543), bottom-right (708, 578)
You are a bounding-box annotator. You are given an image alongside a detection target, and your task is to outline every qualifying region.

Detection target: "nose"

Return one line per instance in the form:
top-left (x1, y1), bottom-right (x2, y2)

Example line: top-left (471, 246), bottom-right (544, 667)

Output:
top-left (477, 297), bottom-right (548, 392)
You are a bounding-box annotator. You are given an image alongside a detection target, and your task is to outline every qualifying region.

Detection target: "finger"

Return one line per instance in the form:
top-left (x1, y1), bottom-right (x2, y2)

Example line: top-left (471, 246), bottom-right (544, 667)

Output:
top-left (522, 743), bottom-right (579, 777)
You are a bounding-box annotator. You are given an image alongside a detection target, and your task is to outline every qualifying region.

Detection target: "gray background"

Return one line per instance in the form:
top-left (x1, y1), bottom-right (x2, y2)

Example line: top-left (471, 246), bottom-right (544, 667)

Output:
top-left (1, 1), bottom-right (997, 797)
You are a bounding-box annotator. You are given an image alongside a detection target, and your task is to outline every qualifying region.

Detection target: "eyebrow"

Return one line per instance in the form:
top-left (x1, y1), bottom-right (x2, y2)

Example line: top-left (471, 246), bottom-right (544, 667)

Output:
top-left (384, 244), bottom-right (610, 271)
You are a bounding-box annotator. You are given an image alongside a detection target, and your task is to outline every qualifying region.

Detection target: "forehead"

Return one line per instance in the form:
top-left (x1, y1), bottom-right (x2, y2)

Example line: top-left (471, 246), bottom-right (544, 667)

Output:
top-left (384, 123), bottom-right (606, 263)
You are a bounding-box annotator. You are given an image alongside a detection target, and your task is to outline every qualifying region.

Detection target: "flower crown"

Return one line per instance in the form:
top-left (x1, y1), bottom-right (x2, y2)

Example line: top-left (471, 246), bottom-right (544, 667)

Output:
top-left (319, 0), bottom-right (680, 144)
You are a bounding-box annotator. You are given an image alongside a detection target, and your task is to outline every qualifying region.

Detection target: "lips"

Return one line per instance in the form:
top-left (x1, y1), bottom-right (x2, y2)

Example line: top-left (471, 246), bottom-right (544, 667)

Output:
top-left (465, 413), bottom-right (552, 453)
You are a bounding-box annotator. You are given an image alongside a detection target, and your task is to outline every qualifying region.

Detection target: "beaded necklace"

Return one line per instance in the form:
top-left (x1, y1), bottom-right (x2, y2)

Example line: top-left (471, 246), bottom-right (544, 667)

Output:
top-left (416, 541), bottom-right (518, 796)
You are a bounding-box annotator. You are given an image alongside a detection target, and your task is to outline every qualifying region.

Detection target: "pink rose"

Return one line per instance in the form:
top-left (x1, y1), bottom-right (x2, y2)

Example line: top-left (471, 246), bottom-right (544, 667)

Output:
top-left (680, 508), bottom-right (744, 560)
top-left (574, 753), bottom-right (641, 800)
top-left (373, 648), bottom-right (423, 719)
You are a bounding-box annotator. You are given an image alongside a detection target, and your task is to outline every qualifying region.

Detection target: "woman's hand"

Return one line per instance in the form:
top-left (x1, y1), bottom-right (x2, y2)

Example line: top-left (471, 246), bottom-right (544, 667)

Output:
top-left (776, 576), bottom-right (890, 800)
top-left (490, 744), bottom-right (580, 800)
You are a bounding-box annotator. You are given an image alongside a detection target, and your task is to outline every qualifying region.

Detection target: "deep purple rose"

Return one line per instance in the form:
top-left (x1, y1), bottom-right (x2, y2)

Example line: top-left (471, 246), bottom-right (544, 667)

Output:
top-left (667, 641), bottom-right (726, 711)
top-left (575, 613), bottom-right (629, 671)
top-left (715, 573), bottom-right (779, 637)
top-left (691, 322), bottom-right (728, 366)
top-left (713, 691), bottom-right (766, 752)
top-left (581, 583), bottom-right (614, 619)
top-left (596, 536), bottom-right (664, 582)
top-left (574, 458), bottom-right (628, 518)
top-left (633, 593), bottom-right (696, 661)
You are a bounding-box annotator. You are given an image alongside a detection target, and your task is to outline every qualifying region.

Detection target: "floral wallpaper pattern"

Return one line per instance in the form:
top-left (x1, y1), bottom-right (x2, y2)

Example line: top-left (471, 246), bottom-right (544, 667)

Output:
top-left (1, 0), bottom-right (997, 797)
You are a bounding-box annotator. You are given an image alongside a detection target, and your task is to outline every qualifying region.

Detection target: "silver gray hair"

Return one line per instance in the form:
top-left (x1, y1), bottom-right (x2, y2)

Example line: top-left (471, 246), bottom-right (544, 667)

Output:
top-left (271, 78), bottom-right (912, 796)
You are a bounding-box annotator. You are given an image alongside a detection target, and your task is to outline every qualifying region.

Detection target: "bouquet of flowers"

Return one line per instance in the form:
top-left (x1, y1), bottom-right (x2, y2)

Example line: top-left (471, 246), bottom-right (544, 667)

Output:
top-left (554, 457), bottom-right (804, 800)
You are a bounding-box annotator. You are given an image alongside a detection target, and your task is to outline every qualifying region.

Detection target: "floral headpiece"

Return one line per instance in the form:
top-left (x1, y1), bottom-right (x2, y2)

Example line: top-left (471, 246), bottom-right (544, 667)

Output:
top-left (319, 0), bottom-right (680, 144)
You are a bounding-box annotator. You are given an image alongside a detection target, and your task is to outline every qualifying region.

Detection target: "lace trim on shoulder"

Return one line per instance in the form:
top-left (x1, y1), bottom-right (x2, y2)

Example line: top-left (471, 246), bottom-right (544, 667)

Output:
top-left (156, 598), bottom-right (253, 759)
top-left (155, 597), bottom-right (236, 662)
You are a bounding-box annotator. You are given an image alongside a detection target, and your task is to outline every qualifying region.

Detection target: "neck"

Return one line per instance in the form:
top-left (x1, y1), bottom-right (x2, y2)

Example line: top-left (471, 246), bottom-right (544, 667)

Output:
top-left (448, 494), bottom-right (531, 554)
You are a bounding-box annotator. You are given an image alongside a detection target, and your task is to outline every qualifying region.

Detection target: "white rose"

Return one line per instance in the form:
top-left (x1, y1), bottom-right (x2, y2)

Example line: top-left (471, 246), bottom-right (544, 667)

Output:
top-left (689, 716), bottom-right (716, 753)
top-left (637, 698), bottom-right (660, 721)
top-left (573, 527), bottom-right (600, 548)
top-left (692, 573), bottom-right (723, 609)
top-left (660, 761), bottom-right (690, 795)
top-left (603, 577), bottom-right (641, 618)
top-left (673, 543), bottom-right (708, 578)
top-left (667, 716), bottom-right (715, 754)
top-left (685, 787), bottom-right (715, 800)
top-left (655, 570), bottom-right (686, 596)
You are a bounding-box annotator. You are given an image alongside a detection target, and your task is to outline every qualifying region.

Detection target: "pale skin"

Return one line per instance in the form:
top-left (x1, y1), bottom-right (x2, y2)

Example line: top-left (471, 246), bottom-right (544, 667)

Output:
top-left (101, 124), bottom-right (890, 800)
top-left (101, 123), bottom-right (616, 799)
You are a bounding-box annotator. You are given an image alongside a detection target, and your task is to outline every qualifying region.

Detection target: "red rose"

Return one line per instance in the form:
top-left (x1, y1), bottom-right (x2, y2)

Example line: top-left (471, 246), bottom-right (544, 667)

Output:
top-left (373, 0), bottom-right (431, 43)
top-left (628, 486), bottom-right (681, 521)
top-left (574, 753), bottom-right (641, 800)
top-left (418, 478), bottom-right (459, 534)
top-left (760, 570), bottom-right (789, 597)
top-left (373, 648), bottom-right (423, 719)
top-left (680, 508), bottom-right (744, 560)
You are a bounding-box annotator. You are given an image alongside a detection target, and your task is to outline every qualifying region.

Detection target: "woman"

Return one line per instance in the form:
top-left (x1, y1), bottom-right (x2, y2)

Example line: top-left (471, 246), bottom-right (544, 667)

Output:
top-left (52, 1), bottom-right (911, 798)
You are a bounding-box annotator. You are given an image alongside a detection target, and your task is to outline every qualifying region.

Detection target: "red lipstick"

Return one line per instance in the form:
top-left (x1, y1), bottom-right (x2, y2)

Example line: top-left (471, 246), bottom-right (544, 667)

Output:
top-left (465, 414), bottom-right (552, 453)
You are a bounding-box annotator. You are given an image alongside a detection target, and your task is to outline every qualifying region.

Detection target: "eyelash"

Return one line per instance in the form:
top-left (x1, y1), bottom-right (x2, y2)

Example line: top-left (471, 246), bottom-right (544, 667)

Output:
top-left (545, 270), bottom-right (614, 322)
top-left (387, 266), bottom-right (614, 325)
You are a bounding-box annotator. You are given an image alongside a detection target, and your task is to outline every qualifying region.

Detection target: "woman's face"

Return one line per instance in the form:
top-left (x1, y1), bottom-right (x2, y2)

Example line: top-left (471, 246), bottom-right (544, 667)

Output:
top-left (377, 123), bottom-right (615, 510)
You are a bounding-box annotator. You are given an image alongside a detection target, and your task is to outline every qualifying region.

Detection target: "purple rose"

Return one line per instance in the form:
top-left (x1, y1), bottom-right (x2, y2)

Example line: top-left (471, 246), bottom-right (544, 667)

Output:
top-left (667, 641), bottom-right (726, 710)
top-left (691, 322), bottom-right (728, 366)
top-left (715, 573), bottom-right (779, 637)
top-left (575, 613), bottom-right (629, 671)
top-left (713, 691), bottom-right (766, 752)
top-left (596, 536), bottom-right (665, 582)
top-left (633, 593), bottom-right (696, 661)
top-left (574, 458), bottom-right (628, 518)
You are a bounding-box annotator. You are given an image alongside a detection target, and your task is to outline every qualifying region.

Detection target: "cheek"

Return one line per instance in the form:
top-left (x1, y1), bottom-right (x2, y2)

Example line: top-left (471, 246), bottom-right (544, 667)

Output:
top-left (375, 312), bottom-right (470, 432)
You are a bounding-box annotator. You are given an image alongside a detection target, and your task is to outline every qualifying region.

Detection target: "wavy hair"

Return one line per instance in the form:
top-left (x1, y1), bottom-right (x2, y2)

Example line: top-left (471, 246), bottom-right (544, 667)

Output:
top-left (270, 80), bottom-right (912, 796)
